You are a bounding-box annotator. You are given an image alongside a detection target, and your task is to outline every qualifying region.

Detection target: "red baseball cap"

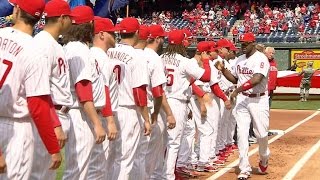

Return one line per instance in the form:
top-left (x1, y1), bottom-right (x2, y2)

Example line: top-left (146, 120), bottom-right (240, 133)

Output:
top-left (217, 39), bottom-right (231, 49)
top-left (138, 25), bottom-right (150, 40)
top-left (94, 16), bottom-right (117, 34)
top-left (13, 0), bottom-right (45, 19)
top-left (228, 41), bottom-right (238, 51)
top-left (71, 6), bottom-right (94, 25)
top-left (181, 29), bottom-right (192, 39)
top-left (148, 25), bottom-right (166, 38)
top-left (207, 41), bottom-right (217, 51)
top-left (239, 32), bottom-right (256, 42)
top-left (197, 41), bottom-right (210, 53)
top-left (168, 30), bottom-right (185, 45)
top-left (44, 0), bottom-right (71, 17)
top-left (118, 17), bottom-right (140, 33)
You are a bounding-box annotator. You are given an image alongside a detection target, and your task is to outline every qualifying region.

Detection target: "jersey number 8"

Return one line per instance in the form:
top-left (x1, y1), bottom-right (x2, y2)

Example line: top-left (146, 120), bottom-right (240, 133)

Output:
top-left (0, 59), bottom-right (13, 89)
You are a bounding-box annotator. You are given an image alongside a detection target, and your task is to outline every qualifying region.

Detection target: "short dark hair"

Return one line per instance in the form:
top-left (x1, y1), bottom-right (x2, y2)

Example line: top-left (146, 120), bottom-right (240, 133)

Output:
top-left (19, 9), bottom-right (39, 27)
top-left (44, 16), bottom-right (59, 24)
top-left (120, 32), bottom-right (136, 39)
top-left (62, 22), bottom-right (94, 44)
top-left (147, 38), bottom-right (156, 44)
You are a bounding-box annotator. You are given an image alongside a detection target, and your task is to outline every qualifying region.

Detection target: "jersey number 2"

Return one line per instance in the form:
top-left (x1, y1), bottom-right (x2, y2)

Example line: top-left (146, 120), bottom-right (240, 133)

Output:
top-left (0, 59), bottom-right (13, 89)
top-left (166, 68), bottom-right (174, 86)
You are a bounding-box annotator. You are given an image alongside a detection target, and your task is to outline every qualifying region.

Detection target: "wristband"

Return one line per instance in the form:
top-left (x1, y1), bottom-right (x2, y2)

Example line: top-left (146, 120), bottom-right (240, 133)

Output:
top-left (239, 80), bottom-right (253, 92)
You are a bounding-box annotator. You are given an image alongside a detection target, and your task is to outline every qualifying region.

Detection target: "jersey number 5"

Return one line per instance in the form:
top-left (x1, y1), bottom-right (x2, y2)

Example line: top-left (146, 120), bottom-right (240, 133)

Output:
top-left (0, 59), bottom-right (13, 89)
top-left (166, 68), bottom-right (174, 86)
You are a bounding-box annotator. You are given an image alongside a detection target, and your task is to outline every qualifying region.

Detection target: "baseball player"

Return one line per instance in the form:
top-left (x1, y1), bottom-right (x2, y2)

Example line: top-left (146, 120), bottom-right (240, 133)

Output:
top-left (0, 149), bottom-right (6, 174)
top-left (143, 25), bottom-right (177, 180)
top-left (106, 17), bottom-right (151, 180)
top-left (62, 6), bottom-right (107, 180)
top-left (87, 17), bottom-right (118, 180)
top-left (161, 30), bottom-right (212, 180)
top-left (0, 0), bottom-right (62, 179)
top-left (29, 1), bottom-right (73, 179)
top-left (299, 61), bottom-right (316, 102)
top-left (217, 33), bottom-right (270, 180)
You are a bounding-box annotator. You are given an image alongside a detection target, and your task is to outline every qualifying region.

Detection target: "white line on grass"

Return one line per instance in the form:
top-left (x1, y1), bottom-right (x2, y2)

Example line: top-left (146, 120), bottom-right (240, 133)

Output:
top-left (283, 139), bottom-right (320, 180)
top-left (208, 110), bottom-right (320, 180)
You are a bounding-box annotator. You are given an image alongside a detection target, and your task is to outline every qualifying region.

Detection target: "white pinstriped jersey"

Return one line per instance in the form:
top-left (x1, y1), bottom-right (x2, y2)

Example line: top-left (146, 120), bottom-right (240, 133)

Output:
top-left (219, 59), bottom-right (234, 91)
top-left (161, 54), bottom-right (205, 101)
top-left (92, 46), bottom-right (124, 112)
top-left (64, 42), bottom-right (105, 108)
top-left (142, 47), bottom-right (167, 108)
top-left (106, 43), bottom-right (148, 106)
top-left (33, 31), bottom-right (72, 107)
top-left (0, 27), bottom-right (50, 118)
top-left (232, 51), bottom-right (270, 94)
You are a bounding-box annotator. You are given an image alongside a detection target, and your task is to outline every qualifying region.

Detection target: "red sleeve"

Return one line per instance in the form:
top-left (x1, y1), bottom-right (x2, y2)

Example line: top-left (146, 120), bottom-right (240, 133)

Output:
top-left (210, 83), bottom-right (228, 102)
top-left (50, 105), bottom-right (61, 128)
top-left (152, 85), bottom-right (164, 98)
top-left (75, 80), bottom-right (93, 102)
top-left (189, 77), bottom-right (196, 85)
top-left (27, 96), bottom-right (60, 154)
top-left (0, 149), bottom-right (2, 156)
top-left (101, 86), bottom-right (113, 117)
top-left (133, 85), bottom-right (147, 107)
top-left (199, 58), bottom-right (211, 82)
top-left (192, 84), bottom-right (205, 97)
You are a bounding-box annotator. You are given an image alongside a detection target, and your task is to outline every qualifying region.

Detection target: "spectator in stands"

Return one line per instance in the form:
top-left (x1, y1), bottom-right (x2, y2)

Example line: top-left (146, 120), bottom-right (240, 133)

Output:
top-left (265, 47), bottom-right (278, 107)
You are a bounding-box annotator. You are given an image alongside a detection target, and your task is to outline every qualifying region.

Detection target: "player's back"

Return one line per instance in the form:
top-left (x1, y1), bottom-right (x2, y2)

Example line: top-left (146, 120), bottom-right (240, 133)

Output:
top-left (106, 43), bottom-right (148, 106)
top-left (33, 31), bottom-right (72, 107)
top-left (161, 53), bottom-right (204, 101)
top-left (0, 27), bottom-right (41, 118)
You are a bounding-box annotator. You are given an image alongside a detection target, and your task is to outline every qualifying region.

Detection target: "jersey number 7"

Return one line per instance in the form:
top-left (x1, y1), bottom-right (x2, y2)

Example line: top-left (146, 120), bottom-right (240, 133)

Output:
top-left (0, 59), bottom-right (13, 89)
top-left (166, 68), bottom-right (174, 86)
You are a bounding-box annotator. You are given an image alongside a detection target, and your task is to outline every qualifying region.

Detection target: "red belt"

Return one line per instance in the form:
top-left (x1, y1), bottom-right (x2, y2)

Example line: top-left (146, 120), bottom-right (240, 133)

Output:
top-left (242, 92), bottom-right (265, 98)
top-left (54, 105), bottom-right (70, 114)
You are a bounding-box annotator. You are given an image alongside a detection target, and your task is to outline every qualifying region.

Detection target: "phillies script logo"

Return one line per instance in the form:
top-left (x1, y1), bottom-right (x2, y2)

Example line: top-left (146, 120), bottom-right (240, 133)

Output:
top-left (237, 65), bottom-right (253, 75)
top-left (294, 50), bottom-right (320, 60)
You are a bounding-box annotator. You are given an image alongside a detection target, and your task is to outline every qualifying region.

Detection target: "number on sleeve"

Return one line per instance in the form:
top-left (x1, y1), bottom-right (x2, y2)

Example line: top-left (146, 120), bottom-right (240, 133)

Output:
top-left (95, 59), bottom-right (100, 75)
top-left (113, 65), bottom-right (121, 84)
top-left (166, 68), bottom-right (174, 86)
top-left (0, 59), bottom-right (13, 89)
top-left (260, 62), bottom-right (264, 68)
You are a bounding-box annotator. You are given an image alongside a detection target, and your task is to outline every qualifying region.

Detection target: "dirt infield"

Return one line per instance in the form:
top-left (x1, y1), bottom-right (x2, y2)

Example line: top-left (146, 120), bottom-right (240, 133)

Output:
top-left (184, 109), bottom-right (320, 180)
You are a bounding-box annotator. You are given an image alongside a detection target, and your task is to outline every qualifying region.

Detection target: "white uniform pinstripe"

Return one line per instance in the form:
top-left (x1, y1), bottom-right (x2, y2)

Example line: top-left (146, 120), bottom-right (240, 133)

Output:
top-left (106, 43), bottom-right (148, 180)
top-left (232, 51), bottom-right (270, 174)
top-left (142, 47), bottom-right (168, 179)
top-left (30, 30), bottom-right (73, 180)
top-left (63, 42), bottom-right (106, 180)
top-left (161, 54), bottom-right (205, 180)
top-left (0, 27), bottom-right (51, 180)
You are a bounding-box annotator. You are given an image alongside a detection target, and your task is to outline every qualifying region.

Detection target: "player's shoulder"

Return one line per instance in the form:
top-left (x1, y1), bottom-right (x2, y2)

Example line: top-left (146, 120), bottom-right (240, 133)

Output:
top-left (90, 46), bottom-right (106, 57)
top-left (64, 41), bottom-right (89, 54)
top-left (253, 51), bottom-right (268, 61)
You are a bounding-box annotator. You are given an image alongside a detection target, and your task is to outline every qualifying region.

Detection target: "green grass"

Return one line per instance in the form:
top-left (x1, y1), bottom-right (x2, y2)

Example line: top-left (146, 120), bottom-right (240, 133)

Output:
top-left (271, 100), bottom-right (320, 110)
top-left (56, 149), bottom-right (65, 180)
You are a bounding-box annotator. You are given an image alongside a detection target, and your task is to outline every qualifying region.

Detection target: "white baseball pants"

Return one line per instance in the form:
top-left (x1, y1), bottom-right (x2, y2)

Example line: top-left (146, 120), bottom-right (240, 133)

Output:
top-left (162, 98), bottom-right (188, 180)
top-left (209, 96), bottom-right (220, 159)
top-left (31, 111), bottom-right (70, 180)
top-left (109, 106), bottom-right (142, 180)
top-left (145, 110), bottom-right (166, 180)
top-left (234, 94), bottom-right (270, 174)
top-left (0, 118), bottom-right (33, 180)
top-left (226, 106), bottom-right (236, 145)
top-left (63, 109), bottom-right (95, 180)
top-left (216, 99), bottom-right (228, 152)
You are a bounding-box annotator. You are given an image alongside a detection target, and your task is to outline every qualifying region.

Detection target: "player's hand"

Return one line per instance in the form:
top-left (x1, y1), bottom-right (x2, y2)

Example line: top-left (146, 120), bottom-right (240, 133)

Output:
top-left (201, 52), bottom-right (210, 60)
top-left (107, 117), bottom-right (118, 141)
top-left (167, 115), bottom-right (176, 129)
top-left (203, 93), bottom-right (213, 106)
top-left (54, 126), bottom-right (66, 149)
top-left (49, 153), bottom-right (62, 170)
top-left (0, 154), bottom-right (6, 174)
top-left (144, 120), bottom-right (152, 136)
top-left (230, 90), bottom-right (238, 105)
top-left (215, 61), bottom-right (224, 71)
top-left (94, 124), bottom-right (106, 144)
top-left (200, 103), bottom-right (207, 118)
top-left (151, 112), bottom-right (158, 125)
top-left (224, 100), bottom-right (232, 110)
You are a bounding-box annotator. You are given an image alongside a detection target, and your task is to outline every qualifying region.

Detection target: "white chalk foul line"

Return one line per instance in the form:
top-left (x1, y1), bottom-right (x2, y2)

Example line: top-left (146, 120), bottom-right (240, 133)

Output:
top-left (283, 139), bottom-right (320, 180)
top-left (208, 110), bottom-right (320, 180)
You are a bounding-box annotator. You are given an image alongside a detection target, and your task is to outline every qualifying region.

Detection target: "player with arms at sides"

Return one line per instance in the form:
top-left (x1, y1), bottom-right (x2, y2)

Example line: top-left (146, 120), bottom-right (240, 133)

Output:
top-left (299, 61), bottom-right (316, 102)
top-left (61, 6), bottom-right (107, 180)
top-left (161, 30), bottom-right (211, 180)
top-left (0, 0), bottom-right (62, 179)
top-left (216, 33), bottom-right (270, 180)
top-left (106, 17), bottom-right (151, 180)
top-left (30, 1), bottom-right (74, 179)
top-left (87, 16), bottom-right (118, 180)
